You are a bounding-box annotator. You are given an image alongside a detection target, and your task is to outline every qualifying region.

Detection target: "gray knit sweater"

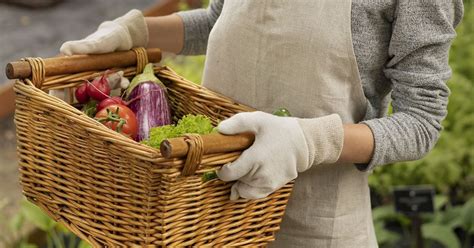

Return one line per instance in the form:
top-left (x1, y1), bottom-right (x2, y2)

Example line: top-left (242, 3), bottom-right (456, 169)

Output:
top-left (177, 0), bottom-right (464, 170)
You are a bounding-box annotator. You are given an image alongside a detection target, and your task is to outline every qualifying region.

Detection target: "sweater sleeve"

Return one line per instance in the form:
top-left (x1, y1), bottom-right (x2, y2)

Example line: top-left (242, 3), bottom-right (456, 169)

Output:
top-left (175, 0), bottom-right (224, 55)
top-left (360, 0), bottom-right (464, 170)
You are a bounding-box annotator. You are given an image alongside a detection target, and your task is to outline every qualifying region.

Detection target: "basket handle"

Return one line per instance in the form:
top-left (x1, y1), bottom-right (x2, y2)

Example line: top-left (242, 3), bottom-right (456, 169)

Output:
top-left (5, 48), bottom-right (162, 80)
top-left (160, 132), bottom-right (255, 176)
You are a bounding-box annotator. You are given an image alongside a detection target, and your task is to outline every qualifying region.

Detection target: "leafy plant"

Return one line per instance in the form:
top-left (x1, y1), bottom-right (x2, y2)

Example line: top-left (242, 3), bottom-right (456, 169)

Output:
top-left (372, 205), bottom-right (407, 247)
top-left (461, 198), bottom-right (474, 240)
top-left (1, 198), bottom-right (91, 248)
top-left (422, 223), bottom-right (461, 248)
top-left (373, 195), bottom-right (474, 248)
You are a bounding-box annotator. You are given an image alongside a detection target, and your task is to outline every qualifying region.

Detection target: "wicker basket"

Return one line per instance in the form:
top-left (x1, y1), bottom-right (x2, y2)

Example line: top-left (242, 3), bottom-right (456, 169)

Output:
top-left (8, 48), bottom-right (293, 247)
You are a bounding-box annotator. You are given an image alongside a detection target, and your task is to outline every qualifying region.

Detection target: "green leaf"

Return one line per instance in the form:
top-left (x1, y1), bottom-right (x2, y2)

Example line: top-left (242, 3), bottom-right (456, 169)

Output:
top-left (434, 195), bottom-right (449, 211)
top-left (144, 124), bottom-right (178, 148)
top-left (81, 100), bottom-right (97, 118)
top-left (374, 222), bottom-right (401, 246)
top-left (144, 115), bottom-right (214, 149)
top-left (202, 171), bottom-right (218, 182)
top-left (56, 223), bottom-right (70, 233)
top-left (372, 205), bottom-right (397, 222)
top-left (8, 212), bottom-right (24, 232)
top-left (372, 205), bottom-right (410, 227)
top-left (161, 55), bottom-right (206, 84)
top-left (439, 206), bottom-right (463, 229)
top-left (21, 200), bottom-right (56, 231)
top-left (19, 242), bottom-right (39, 248)
top-left (127, 63), bottom-right (164, 96)
top-left (78, 240), bottom-right (92, 248)
top-left (461, 197), bottom-right (474, 234)
top-left (422, 223), bottom-right (461, 248)
top-left (175, 114), bottom-right (214, 135)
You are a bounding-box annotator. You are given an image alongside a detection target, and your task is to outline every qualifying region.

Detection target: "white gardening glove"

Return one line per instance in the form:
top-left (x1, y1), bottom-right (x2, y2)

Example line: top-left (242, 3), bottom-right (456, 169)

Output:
top-left (60, 9), bottom-right (148, 55)
top-left (217, 111), bottom-right (344, 200)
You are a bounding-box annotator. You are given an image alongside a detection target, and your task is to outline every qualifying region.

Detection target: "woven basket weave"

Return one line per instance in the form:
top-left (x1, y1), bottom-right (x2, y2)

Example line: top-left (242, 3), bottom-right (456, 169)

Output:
top-left (12, 49), bottom-right (293, 247)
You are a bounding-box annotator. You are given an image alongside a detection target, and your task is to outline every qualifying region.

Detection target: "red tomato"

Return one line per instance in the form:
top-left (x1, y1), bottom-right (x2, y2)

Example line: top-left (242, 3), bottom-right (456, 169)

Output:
top-left (95, 104), bottom-right (138, 139)
top-left (97, 96), bottom-right (127, 112)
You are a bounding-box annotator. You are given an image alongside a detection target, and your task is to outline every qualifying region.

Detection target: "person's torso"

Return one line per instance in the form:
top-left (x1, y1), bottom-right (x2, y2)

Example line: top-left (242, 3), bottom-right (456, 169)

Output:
top-left (202, 0), bottom-right (398, 121)
top-left (201, 1), bottom-right (387, 247)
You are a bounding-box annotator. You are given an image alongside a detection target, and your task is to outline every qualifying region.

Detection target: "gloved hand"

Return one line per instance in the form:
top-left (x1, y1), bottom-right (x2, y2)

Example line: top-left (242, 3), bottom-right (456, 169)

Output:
top-left (60, 9), bottom-right (148, 55)
top-left (217, 111), bottom-right (344, 200)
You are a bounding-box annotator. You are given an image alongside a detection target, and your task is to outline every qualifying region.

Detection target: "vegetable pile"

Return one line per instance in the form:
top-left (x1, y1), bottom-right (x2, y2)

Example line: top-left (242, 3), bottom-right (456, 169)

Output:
top-left (70, 64), bottom-right (298, 185)
top-left (71, 64), bottom-right (293, 181)
top-left (73, 69), bottom-right (141, 139)
top-left (73, 63), bottom-right (215, 147)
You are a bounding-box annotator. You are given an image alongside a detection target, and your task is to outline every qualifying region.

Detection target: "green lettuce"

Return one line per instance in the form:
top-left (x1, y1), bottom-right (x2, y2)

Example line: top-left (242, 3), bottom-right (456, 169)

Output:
top-left (143, 114), bottom-right (215, 149)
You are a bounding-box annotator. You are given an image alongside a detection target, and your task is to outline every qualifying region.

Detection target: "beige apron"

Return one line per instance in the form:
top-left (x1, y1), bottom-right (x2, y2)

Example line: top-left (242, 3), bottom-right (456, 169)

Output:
top-left (202, 0), bottom-right (377, 247)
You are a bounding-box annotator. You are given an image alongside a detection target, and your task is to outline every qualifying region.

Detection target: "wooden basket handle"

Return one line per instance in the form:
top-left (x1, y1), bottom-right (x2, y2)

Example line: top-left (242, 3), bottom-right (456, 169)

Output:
top-left (161, 132), bottom-right (255, 159)
top-left (160, 132), bottom-right (255, 176)
top-left (5, 48), bottom-right (162, 80)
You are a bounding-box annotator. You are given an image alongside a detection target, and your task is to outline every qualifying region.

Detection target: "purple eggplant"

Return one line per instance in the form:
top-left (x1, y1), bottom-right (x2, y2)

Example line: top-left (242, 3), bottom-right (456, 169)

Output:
top-left (126, 63), bottom-right (172, 141)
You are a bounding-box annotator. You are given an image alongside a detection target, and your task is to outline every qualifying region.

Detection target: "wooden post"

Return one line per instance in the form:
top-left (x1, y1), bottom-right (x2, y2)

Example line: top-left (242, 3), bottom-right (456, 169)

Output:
top-left (410, 215), bottom-right (424, 248)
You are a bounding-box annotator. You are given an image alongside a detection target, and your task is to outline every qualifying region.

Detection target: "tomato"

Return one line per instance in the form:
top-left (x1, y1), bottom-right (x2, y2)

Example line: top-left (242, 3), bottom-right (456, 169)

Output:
top-left (95, 104), bottom-right (138, 139)
top-left (97, 96), bottom-right (128, 112)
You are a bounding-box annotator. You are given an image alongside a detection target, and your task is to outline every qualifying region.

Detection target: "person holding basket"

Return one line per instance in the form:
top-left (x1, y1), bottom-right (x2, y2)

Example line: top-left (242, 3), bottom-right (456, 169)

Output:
top-left (61, 1), bottom-right (464, 247)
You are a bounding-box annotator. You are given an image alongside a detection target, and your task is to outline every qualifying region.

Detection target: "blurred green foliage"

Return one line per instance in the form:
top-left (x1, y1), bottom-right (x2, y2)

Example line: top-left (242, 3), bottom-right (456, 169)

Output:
top-left (162, 55), bottom-right (206, 84)
top-left (373, 196), bottom-right (474, 248)
top-left (1, 198), bottom-right (91, 248)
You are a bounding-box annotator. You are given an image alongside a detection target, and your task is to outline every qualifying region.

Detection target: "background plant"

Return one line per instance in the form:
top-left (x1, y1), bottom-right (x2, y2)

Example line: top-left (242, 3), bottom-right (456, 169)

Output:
top-left (374, 196), bottom-right (474, 248)
top-left (1, 198), bottom-right (91, 248)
